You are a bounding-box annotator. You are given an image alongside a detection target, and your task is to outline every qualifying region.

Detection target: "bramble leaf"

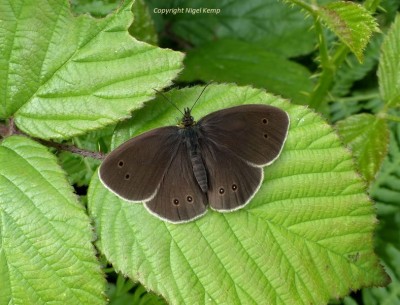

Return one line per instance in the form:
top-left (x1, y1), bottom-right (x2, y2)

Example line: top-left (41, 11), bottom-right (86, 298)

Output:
top-left (336, 113), bottom-right (389, 183)
top-left (89, 84), bottom-right (387, 305)
top-left (0, 0), bottom-right (183, 139)
top-left (378, 14), bottom-right (400, 106)
top-left (0, 136), bottom-right (105, 305)
top-left (317, 1), bottom-right (379, 62)
top-left (365, 121), bottom-right (400, 304)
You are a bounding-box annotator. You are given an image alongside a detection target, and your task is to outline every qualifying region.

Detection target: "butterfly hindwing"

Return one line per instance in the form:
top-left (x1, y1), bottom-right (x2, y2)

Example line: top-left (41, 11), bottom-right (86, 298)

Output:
top-left (99, 127), bottom-right (181, 201)
top-left (144, 143), bottom-right (208, 223)
top-left (200, 139), bottom-right (263, 211)
top-left (198, 104), bottom-right (289, 166)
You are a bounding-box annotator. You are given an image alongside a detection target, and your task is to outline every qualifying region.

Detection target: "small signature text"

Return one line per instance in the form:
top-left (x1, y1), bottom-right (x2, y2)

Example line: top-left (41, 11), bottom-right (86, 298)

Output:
top-left (153, 8), bottom-right (221, 15)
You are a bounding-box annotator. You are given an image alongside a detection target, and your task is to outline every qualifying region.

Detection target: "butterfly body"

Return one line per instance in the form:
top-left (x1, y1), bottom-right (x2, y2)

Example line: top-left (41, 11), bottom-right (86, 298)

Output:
top-left (181, 125), bottom-right (209, 193)
top-left (99, 104), bottom-right (289, 223)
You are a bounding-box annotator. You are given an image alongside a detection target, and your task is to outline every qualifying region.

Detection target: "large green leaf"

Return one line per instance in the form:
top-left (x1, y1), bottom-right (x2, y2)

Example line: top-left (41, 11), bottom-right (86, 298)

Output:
top-left (0, 0), bottom-right (183, 139)
top-left (317, 1), bottom-right (379, 62)
top-left (336, 113), bottom-right (390, 183)
top-left (378, 14), bottom-right (400, 107)
top-left (0, 136), bottom-right (104, 305)
top-left (146, 0), bottom-right (316, 57)
top-left (364, 120), bottom-right (400, 305)
top-left (178, 39), bottom-right (312, 104)
top-left (89, 84), bottom-right (387, 305)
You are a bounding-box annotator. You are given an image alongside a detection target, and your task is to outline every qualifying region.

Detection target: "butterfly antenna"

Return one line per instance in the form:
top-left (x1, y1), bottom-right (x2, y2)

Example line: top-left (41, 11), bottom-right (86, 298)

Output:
top-left (190, 82), bottom-right (213, 112)
top-left (153, 89), bottom-right (184, 115)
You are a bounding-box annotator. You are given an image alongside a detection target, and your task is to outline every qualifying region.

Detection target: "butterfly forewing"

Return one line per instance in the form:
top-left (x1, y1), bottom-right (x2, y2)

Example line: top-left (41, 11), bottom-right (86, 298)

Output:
top-left (145, 143), bottom-right (208, 223)
top-left (99, 127), bottom-right (181, 201)
top-left (198, 104), bottom-right (289, 166)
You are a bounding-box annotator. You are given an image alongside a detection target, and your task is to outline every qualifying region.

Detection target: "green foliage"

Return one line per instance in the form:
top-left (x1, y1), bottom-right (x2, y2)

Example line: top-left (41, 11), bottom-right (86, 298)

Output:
top-left (58, 127), bottom-right (113, 186)
top-left (71, 0), bottom-right (158, 44)
top-left (129, 0), bottom-right (158, 45)
top-left (70, 0), bottom-right (120, 16)
top-left (146, 0), bottom-right (316, 57)
top-left (1, 0), bottom-right (399, 304)
top-left (331, 34), bottom-right (382, 98)
top-left (378, 14), bottom-right (400, 106)
top-left (365, 120), bottom-right (400, 305)
top-left (179, 39), bottom-right (313, 104)
top-left (106, 274), bottom-right (167, 305)
top-left (0, 136), bottom-right (105, 305)
top-left (0, 0), bottom-right (183, 139)
top-left (336, 114), bottom-right (389, 183)
top-left (317, 1), bottom-right (379, 62)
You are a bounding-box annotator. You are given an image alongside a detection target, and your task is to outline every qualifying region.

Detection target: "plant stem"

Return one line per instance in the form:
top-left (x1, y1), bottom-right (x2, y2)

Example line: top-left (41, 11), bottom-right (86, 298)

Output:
top-left (289, 0), bottom-right (315, 13)
top-left (308, 17), bottom-right (336, 110)
top-left (334, 92), bottom-right (380, 103)
top-left (38, 139), bottom-right (106, 159)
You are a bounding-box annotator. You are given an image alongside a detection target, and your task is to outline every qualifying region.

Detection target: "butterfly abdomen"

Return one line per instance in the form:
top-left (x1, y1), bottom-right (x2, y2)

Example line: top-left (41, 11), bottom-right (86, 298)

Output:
top-left (183, 127), bottom-right (208, 193)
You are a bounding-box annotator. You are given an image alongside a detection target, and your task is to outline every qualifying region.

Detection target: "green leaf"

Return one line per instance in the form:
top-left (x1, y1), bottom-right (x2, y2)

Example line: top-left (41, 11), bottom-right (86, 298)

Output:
top-left (328, 90), bottom-right (382, 123)
top-left (365, 120), bottom-right (400, 304)
top-left (331, 34), bottom-right (382, 98)
top-left (178, 39), bottom-right (312, 104)
top-left (146, 0), bottom-right (316, 57)
top-left (0, 0), bottom-right (183, 139)
top-left (129, 0), bottom-right (158, 45)
top-left (378, 14), bottom-right (400, 107)
top-left (89, 84), bottom-right (387, 305)
top-left (317, 1), bottom-right (379, 62)
top-left (0, 136), bottom-right (104, 305)
top-left (336, 113), bottom-right (389, 183)
top-left (70, 0), bottom-right (120, 17)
